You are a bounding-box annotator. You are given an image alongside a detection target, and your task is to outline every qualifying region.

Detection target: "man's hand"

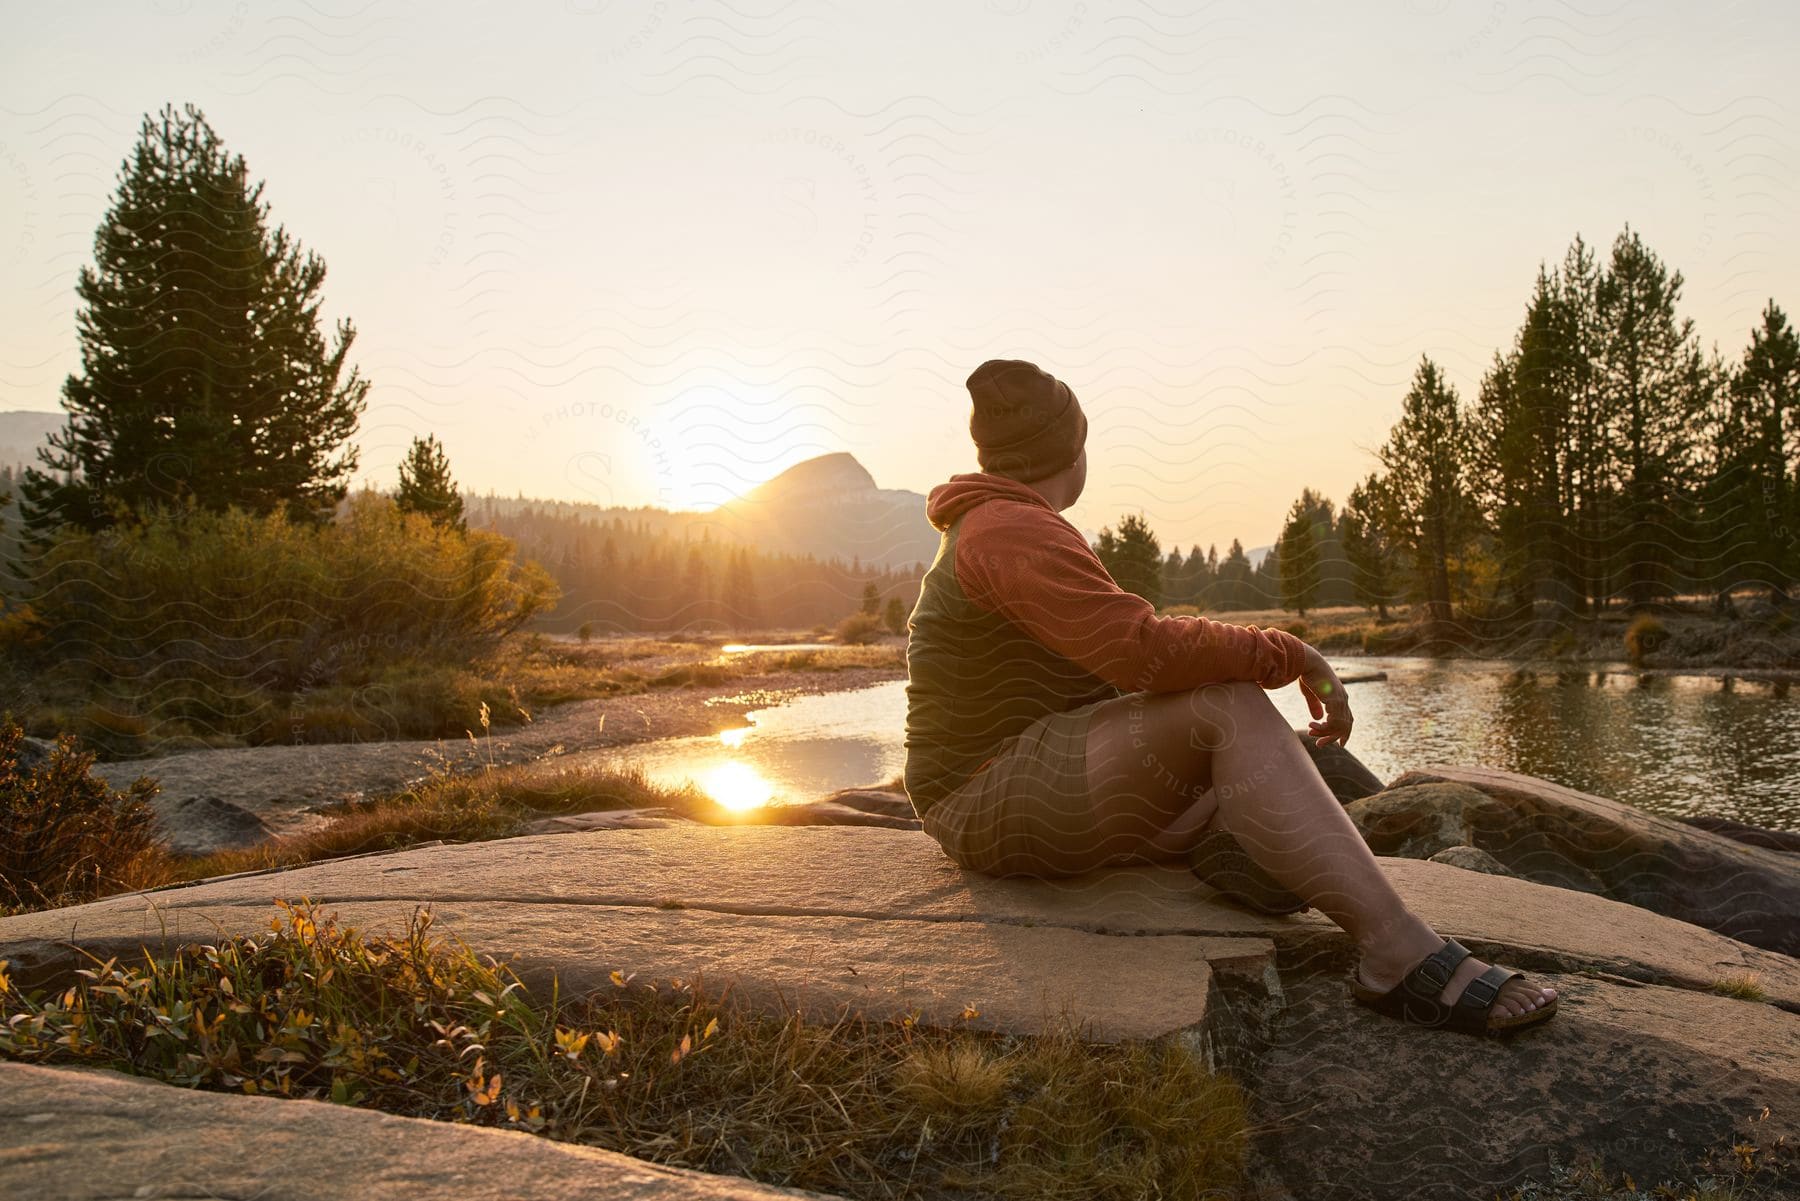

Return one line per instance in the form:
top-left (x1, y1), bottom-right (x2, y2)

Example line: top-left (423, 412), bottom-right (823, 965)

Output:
top-left (1298, 644), bottom-right (1353, 748)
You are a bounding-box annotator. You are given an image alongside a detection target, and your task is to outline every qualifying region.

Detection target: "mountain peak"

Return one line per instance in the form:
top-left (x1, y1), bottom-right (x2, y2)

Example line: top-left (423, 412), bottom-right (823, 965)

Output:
top-left (705, 452), bottom-right (934, 567)
top-left (744, 453), bottom-right (878, 504)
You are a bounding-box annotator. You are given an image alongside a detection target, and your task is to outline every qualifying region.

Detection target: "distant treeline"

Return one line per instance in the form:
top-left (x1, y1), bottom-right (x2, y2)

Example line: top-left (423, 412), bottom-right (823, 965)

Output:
top-left (1097, 226), bottom-right (1799, 626)
top-left (474, 495), bottom-right (924, 634)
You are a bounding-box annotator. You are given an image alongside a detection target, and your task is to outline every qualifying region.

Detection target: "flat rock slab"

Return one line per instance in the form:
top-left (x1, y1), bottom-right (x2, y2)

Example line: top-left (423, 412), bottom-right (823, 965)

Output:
top-left (2, 826), bottom-right (1794, 1009)
top-left (0, 1062), bottom-right (843, 1201)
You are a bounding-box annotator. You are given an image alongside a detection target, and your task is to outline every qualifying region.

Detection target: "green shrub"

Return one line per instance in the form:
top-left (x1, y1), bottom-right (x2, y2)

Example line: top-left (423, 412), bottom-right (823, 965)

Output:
top-left (15, 493), bottom-right (559, 736)
top-left (1279, 620), bottom-right (1309, 640)
top-left (73, 699), bottom-right (152, 758)
top-left (835, 611), bottom-right (884, 645)
top-left (0, 719), bottom-right (164, 911)
top-left (1624, 613), bottom-right (1669, 665)
top-left (648, 663), bottom-right (738, 688)
top-left (1362, 625), bottom-right (1413, 654)
top-left (0, 603), bottom-right (45, 653)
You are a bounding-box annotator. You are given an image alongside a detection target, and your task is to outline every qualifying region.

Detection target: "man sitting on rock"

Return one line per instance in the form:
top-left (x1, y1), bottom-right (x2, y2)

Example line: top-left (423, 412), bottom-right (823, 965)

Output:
top-left (900, 359), bottom-right (1559, 1035)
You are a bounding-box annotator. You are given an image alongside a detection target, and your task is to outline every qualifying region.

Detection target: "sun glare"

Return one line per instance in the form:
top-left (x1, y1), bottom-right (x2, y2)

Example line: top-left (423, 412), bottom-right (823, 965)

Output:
top-left (700, 760), bottom-right (776, 811)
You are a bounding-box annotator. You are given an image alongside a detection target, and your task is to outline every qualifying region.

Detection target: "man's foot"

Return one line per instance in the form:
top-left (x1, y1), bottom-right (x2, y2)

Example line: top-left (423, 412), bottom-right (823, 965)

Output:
top-left (1355, 940), bottom-right (1556, 1019)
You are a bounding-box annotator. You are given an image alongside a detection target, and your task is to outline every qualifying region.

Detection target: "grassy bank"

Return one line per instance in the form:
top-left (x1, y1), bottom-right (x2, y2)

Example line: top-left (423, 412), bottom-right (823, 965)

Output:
top-left (0, 721), bottom-right (711, 911)
top-left (1172, 598), bottom-right (1800, 670)
top-left (0, 901), bottom-right (1249, 1200)
top-left (1, 709), bottom-right (906, 915)
top-left (0, 632), bottom-right (905, 760)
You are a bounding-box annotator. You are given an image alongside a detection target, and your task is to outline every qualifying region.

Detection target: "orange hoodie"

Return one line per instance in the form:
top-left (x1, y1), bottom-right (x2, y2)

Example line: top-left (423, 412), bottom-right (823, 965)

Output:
top-left (923, 472), bottom-right (1309, 692)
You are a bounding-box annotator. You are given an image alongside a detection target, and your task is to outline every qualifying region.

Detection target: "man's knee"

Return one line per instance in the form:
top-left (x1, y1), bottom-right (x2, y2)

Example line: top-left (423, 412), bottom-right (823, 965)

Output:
top-left (1156, 679), bottom-right (1283, 747)
top-left (1167, 679), bottom-right (1277, 717)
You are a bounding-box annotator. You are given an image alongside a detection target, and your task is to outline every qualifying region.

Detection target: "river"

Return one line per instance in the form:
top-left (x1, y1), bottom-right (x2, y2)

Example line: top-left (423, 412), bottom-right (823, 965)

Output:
top-left (589, 657), bottom-right (1800, 831)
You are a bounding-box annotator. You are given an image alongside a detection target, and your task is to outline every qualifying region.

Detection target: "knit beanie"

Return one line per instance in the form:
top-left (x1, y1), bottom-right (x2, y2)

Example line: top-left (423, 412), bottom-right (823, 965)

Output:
top-left (966, 359), bottom-right (1087, 482)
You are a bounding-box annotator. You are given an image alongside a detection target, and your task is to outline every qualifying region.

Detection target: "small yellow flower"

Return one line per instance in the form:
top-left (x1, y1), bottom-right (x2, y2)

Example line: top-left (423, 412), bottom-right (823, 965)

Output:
top-left (961, 1003), bottom-right (981, 1021)
top-left (466, 1058), bottom-right (501, 1106)
top-left (553, 1028), bottom-right (591, 1062)
top-left (702, 1017), bottom-right (719, 1040)
top-left (670, 1033), bottom-right (692, 1065)
top-left (595, 1030), bottom-right (622, 1057)
top-left (609, 969), bottom-right (635, 988)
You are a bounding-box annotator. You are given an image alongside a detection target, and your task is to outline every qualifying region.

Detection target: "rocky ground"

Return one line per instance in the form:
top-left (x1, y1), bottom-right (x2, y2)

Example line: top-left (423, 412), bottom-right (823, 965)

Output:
top-left (3, 757), bottom-right (1798, 1201)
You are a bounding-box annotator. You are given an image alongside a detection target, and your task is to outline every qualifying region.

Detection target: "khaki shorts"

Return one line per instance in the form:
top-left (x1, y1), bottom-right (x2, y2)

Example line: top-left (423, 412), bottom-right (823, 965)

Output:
top-left (919, 694), bottom-right (1168, 878)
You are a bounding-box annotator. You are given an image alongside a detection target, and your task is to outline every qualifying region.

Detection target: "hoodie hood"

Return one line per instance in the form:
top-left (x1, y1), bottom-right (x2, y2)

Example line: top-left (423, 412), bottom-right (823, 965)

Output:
top-left (925, 471), bottom-right (1053, 532)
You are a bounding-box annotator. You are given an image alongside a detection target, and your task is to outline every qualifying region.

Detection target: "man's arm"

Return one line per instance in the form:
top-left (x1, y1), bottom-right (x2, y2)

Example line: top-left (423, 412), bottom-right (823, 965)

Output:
top-left (956, 500), bottom-right (1308, 691)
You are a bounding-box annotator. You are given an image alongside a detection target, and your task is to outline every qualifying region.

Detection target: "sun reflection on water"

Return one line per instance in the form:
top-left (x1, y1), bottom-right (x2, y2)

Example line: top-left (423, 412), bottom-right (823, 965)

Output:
top-left (700, 760), bottom-right (777, 811)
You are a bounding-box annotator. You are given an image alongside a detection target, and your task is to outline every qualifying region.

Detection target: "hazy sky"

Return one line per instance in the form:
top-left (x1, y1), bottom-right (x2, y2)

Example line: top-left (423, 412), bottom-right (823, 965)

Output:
top-left (3, 2), bottom-right (1796, 552)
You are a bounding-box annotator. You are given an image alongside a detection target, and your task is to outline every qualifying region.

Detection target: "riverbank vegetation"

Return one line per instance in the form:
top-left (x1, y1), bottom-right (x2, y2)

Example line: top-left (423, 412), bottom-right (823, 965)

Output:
top-left (0, 901), bottom-right (1250, 1200)
top-left (0, 695), bottom-right (905, 914)
top-left (0, 712), bottom-right (681, 911)
top-left (0, 565), bottom-right (901, 757)
top-left (1159, 600), bottom-right (1800, 670)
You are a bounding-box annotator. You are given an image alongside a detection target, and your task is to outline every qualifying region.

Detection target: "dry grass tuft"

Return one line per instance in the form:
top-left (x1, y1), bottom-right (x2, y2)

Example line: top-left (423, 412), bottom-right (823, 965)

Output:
top-left (893, 1040), bottom-right (1011, 1114)
top-left (1708, 972), bottom-right (1768, 1002)
top-left (169, 759), bottom-right (708, 887)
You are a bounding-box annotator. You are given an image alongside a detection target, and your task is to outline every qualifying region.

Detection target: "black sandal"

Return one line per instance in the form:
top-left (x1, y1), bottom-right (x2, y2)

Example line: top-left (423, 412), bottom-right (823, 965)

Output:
top-left (1187, 826), bottom-right (1312, 915)
top-left (1351, 937), bottom-right (1558, 1035)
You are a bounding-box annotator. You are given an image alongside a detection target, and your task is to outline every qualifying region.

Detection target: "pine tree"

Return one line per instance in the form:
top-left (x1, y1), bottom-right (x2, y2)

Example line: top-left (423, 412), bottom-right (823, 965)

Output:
top-left (1250, 541), bottom-right (1282, 609)
top-left (395, 434), bottom-right (466, 531)
top-left (860, 581), bottom-right (881, 615)
top-left (1216, 539), bottom-right (1252, 610)
top-left (1473, 266), bottom-right (1577, 620)
top-left (1378, 356), bottom-right (1476, 630)
top-left (1278, 495), bottom-right (1321, 616)
top-left (723, 547), bottom-right (761, 630)
top-left (1340, 472), bottom-right (1402, 621)
top-left (1711, 301), bottom-right (1800, 603)
top-left (19, 103), bottom-right (367, 540)
top-left (1594, 226), bottom-right (1718, 609)
top-left (1160, 549), bottom-right (1185, 608)
top-left (681, 546), bottom-right (712, 629)
top-left (1551, 234), bottom-right (1609, 614)
top-left (1093, 512), bottom-right (1162, 606)
top-left (882, 594), bottom-right (907, 635)
top-left (1183, 545), bottom-right (1212, 608)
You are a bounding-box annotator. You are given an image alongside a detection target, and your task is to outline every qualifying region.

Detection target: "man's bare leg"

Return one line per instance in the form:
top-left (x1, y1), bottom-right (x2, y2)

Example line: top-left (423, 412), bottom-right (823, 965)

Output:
top-left (1083, 681), bottom-right (1555, 1017)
